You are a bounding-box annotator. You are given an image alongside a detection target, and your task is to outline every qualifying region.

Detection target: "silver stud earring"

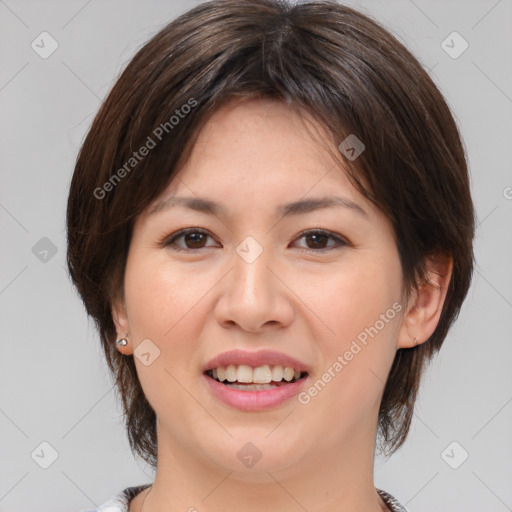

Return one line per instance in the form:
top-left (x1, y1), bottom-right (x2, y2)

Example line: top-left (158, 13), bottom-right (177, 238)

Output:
top-left (116, 333), bottom-right (129, 347)
top-left (414, 337), bottom-right (419, 346)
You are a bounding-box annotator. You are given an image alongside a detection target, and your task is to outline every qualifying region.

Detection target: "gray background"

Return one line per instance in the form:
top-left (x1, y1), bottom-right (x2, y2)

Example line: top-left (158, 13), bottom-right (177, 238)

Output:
top-left (0, 0), bottom-right (511, 511)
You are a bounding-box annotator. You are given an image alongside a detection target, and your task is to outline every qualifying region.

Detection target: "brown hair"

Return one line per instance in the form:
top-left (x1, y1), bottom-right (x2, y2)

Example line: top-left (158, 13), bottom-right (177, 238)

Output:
top-left (66, 0), bottom-right (475, 468)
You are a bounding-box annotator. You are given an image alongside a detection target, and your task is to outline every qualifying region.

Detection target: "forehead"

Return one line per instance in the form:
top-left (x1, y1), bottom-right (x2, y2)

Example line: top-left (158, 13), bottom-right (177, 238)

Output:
top-left (160, 98), bottom-right (365, 203)
top-left (190, 97), bottom-right (330, 162)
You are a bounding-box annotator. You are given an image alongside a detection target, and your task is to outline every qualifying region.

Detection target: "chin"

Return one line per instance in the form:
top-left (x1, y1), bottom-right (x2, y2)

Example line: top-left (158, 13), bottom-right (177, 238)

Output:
top-left (201, 434), bottom-right (306, 478)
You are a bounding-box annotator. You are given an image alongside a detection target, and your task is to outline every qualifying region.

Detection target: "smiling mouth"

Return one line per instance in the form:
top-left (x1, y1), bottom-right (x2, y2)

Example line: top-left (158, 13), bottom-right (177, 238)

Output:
top-left (204, 364), bottom-right (308, 391)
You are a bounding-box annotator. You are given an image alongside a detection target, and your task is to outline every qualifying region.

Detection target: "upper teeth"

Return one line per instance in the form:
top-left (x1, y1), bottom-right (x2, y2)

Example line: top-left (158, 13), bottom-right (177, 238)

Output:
top-left (211, 364), bottom-right (302, 384)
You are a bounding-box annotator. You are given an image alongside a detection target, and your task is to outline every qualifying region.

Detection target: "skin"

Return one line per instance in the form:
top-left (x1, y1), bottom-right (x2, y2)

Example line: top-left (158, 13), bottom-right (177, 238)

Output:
top-left (113, 97), bottom-right (452, 512)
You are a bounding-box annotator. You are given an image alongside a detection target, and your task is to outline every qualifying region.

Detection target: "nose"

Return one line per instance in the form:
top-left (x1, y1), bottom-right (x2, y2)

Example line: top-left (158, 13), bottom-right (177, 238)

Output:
top-left (214, 242), bottom-right (295, 333)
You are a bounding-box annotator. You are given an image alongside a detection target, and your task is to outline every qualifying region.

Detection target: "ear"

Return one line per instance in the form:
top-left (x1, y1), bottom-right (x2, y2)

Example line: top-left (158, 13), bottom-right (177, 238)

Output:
top-left (112, 295), bottom-right (133, 355)
top-left (396, 251), bottom-right (453, 349)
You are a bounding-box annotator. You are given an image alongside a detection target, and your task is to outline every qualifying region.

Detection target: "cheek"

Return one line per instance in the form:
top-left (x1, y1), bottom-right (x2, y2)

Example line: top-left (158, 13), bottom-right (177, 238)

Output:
top-left (122, 250), bottom-right (208, 417)
top-left (297, 253), bottom-right (402, 416)
top-left (124, 249), bottom-right (200, 338)
top-left (123, 249), bottom-right (219, 381)
top-left (297, 252), bottom-right (403, 345)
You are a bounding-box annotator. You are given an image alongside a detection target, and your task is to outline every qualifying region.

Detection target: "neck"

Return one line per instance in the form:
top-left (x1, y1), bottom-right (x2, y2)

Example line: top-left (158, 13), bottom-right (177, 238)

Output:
top-left (140, 418), bottom-right (388, 512)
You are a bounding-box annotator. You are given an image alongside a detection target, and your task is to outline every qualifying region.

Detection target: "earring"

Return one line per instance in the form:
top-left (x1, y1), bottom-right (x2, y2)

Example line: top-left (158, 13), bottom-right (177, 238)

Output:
top-left (414, 337), bottom-right (419, 346)
top-left (116, 333), bottom-right (129, 347)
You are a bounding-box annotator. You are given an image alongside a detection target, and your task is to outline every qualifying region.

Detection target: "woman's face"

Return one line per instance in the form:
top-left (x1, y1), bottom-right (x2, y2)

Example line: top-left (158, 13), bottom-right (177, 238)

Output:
top-left (115, 98), bottom-right (410, 478)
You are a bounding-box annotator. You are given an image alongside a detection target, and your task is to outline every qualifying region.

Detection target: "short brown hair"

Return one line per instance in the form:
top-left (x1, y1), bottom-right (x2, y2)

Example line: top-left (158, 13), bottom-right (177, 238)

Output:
top-left (66, 0), bottom-right (475, 468)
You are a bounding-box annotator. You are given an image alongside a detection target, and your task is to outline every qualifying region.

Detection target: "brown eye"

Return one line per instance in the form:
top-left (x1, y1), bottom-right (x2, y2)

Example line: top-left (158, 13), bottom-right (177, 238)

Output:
top-left (164, 228), bottom-right (215, 251)
top-left (305, 232), bottom-right (329, 249)
top-left (293, 230), bottom-right (348, 252)
top-left (164, 228), bottom-right (347, 253)
top-left (182, 232), bottom-right (207, 248)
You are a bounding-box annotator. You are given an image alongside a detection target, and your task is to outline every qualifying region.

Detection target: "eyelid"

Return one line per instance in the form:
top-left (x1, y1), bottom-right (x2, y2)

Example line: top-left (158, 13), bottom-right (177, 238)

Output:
top-left (162, 228), bottom-right (216, 250)
top-left (162, 227), bottom-right (349, 252)
top-left (292, 228), bottom-right (349, 250)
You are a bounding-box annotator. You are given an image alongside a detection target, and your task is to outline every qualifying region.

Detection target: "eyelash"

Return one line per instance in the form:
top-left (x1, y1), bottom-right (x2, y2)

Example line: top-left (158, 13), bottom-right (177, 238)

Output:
top-left (162, 228), bottom-right (348, 253)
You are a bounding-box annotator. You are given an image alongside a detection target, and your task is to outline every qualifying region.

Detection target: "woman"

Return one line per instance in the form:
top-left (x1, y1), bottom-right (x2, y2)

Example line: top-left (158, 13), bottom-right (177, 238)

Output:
top-left (68, 1), bottom-right (475, 511)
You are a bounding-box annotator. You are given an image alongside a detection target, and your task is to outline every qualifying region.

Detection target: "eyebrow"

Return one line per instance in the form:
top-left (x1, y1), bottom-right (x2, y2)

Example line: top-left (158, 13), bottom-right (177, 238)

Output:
top-left (148, 195), bottom-right (369, 220)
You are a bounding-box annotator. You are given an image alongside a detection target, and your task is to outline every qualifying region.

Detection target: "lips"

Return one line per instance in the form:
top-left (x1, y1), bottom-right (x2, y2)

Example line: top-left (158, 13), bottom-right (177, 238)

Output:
top-left (201, 350), bottom-right (311, 410)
